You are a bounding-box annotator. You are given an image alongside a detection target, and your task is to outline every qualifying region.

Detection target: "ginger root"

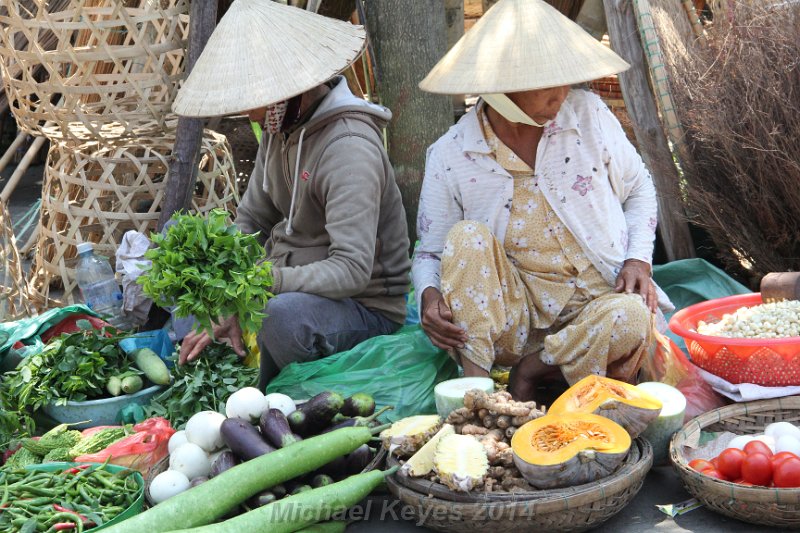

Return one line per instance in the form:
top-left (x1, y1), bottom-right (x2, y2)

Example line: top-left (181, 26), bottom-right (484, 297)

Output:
top-left (496, 415), bottom-right (511, 429)
top-left (505, 426), bottom-right (517, 439)
top-left (446, 407), bottom-right (475, 425)
top-left (464, 389), bottom-right (535, 417)
top-left (511, 410), bottom-right (544, 426)
top-left (482, 414), bottom-right (497, 429)
top-left (461, 424), bottom-right (489, 436)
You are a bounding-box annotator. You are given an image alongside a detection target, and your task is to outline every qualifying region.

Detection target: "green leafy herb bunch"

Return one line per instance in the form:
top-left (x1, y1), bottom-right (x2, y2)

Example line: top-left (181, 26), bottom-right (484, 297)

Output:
top-left (138, 209), bottom-right (273, 335)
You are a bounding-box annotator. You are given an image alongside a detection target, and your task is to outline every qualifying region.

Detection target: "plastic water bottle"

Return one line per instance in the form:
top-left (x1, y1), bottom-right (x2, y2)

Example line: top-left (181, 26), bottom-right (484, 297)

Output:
top-left (75, 242), bottom-right (130, 329)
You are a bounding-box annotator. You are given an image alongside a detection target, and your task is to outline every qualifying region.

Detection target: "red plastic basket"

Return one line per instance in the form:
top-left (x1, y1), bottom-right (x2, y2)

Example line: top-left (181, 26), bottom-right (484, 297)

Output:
top-left (669, 293), bottom-right (800, 386)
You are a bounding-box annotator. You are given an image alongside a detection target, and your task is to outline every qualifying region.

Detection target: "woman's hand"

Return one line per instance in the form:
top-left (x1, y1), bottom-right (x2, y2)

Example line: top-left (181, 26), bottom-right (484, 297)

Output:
top-left (420, 287), bottom-right (468, 350)
top-left (615, 259), bottom-right (658, 313)
top-left (179, 315), bottom-right (245, 365)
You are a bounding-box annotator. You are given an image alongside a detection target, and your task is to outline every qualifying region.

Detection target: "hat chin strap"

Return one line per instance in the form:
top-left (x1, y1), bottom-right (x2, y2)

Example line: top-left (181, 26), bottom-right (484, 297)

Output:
top-left (481, 93), bottom-right (548, 128)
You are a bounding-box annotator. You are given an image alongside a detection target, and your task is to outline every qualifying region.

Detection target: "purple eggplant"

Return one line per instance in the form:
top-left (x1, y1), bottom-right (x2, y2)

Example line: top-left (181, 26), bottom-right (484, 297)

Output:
top-left (260, 409), bottom-right (302, 448)
top-left (322, 406), bottom-right (393, 434)
top-left (287, 391), bottom-right (344, 436)
top-left (220, 418), bottom-right (275, 461)
top-left (341, 393), bottom-right (376, 417)
top-left (345, 444), bottom-right (375, 476)
top-left (210, 450), bottom-right (238, 477)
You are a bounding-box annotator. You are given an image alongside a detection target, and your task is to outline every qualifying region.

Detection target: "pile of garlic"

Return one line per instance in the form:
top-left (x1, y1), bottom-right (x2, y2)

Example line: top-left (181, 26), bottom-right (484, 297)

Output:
top-left (697, 300), bottom-right (800, 339)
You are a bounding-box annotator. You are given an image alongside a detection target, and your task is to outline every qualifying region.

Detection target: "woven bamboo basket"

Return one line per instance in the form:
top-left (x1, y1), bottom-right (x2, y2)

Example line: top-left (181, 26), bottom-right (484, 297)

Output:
top-left (385, 438), bottom-right (652, 532)
top-left (29, 129), bottom-right (238, 309)
top-left (670, 396), bottom-right (800, 529)
top-left (0, 0), bottom-right (189, 144)
top-left (0, 199), bottom-right (31, 321)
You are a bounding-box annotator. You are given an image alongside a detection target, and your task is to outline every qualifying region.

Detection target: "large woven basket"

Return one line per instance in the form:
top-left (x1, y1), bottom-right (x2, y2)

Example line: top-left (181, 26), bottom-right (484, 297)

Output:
top-left (29, 129), bottom-right (238, 308)
top-left (385, 438), bottom-right (652, 532)
top-left (0, 0), bottom-right (189, 144)
top-left (670, 396), bottom-right (800, 529)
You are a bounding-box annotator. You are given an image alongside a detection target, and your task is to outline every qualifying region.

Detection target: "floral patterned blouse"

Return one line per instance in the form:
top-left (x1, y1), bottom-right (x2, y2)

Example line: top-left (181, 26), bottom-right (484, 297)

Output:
top-left (412, 89), bottom-right (673, 316)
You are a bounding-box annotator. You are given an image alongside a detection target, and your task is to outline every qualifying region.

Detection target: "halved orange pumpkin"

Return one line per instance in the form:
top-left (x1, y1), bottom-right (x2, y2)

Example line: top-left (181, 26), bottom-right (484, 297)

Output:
top-left (548, 375), bottom-right (662, 438)
top-left (511, 412), bottom-right (631, 489)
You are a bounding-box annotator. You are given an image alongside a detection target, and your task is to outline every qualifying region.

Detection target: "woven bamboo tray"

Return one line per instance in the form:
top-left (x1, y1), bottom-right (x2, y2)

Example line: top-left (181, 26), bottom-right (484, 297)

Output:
top-left (0, 0), bottom-right (190, 144)
top-left (670, 396), bottom-right (800, 529)
top-left (385, 438), bottom-right (652, 532)
top-left (144, 446), bottom-right (387, 508)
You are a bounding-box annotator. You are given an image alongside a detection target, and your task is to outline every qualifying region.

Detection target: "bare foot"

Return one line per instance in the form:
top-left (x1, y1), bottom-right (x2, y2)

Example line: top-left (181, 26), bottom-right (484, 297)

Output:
top-left (509, 354), bottom-right (563, 402)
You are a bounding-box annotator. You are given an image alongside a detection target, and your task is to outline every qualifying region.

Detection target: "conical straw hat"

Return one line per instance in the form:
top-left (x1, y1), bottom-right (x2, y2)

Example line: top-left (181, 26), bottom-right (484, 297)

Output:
top-left (420, 0), bottom-right (630, 95)
top-left (173, 0), bottom-right (366, 117)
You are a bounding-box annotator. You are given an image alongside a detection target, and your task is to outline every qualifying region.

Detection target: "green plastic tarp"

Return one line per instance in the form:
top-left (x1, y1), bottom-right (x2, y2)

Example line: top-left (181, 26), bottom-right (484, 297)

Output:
top-left (267, 258), bottom-right (751, 419)
top-left (0, 305), bottom-right (98, 370)
top-left (266, 325), bottom-right (458, 421)
top-left (653, 258), bottom-right (751, 350)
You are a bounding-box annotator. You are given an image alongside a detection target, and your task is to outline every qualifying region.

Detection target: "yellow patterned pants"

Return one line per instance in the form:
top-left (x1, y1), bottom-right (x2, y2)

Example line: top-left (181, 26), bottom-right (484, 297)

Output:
top-left (441, 222), bottom-right (651, 385)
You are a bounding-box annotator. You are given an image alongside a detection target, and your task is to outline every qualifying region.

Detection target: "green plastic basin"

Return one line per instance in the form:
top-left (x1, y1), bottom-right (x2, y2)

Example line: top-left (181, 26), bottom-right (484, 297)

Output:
top-left (25, 461), bottom-right (144, 530)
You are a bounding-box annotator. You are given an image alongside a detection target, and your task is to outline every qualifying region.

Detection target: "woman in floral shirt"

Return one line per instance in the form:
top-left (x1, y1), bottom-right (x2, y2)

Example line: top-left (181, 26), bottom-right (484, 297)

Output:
top-left (412, 0), bottom-right (674, 401)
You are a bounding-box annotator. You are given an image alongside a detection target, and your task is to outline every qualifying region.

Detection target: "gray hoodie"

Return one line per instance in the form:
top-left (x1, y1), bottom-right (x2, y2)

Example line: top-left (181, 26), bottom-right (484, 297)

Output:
top-left (236, 77), bottom-right (411, 324)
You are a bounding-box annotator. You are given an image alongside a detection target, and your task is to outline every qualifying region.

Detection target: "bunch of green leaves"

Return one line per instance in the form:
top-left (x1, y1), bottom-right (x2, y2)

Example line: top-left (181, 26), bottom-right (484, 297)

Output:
top-left (138, 208), bottom-right (274, 336)
top-left (0, 321), bottom-right (135, 413)
top-left (142, 342), bottom-right (259, 429)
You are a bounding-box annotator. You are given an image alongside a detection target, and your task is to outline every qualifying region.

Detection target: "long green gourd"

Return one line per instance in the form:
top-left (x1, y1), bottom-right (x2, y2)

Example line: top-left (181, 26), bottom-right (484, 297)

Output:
top-left (103, 427), bottom-right (376, 532)
top-left (171, 469), bottom-right (394, 533)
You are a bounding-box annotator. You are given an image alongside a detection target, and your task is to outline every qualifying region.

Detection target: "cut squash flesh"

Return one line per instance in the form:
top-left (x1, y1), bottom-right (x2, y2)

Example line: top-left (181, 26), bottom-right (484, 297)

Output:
top-left (401, 424), bottom-right (455, 477)
top-left (512, 413), bottom-right (631, 489)
top-left (434, 434), bottom-right (489, 492)
top-left (548, 375), bottom-right (662, 438)
top-left (380, 415), bottom-right (442, 457)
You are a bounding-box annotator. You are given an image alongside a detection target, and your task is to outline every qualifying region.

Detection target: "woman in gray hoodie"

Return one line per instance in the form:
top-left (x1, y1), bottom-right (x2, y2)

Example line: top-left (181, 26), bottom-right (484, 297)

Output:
top-left (173, 0), bottom-right (411, 389)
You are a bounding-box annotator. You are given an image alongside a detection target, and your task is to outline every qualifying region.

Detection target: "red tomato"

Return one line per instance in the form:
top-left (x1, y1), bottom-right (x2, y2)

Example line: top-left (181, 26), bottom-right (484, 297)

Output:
top-left (688, 459), bottom-right (715, 472)
top-left (741, 453), bottom-right (773, 486)
top-left (717, 448), bottom-right (747, 480)
top-left (702, 469), bottom-right (728, 481)
top-left (735, 479), bottom-right (754, 486)
top-left (744, 440), bottom-right (774, 457)
top-left (773, 457), bottom-right (800, 488)
top-left (771, 451), bottom-right (798, 468)
top-left (710, 457), bottom-right (720, 468)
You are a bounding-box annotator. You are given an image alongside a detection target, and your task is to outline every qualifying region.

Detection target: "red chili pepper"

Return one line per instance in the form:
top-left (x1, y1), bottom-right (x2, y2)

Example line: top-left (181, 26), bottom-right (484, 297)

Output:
top-left (64, 464), bottom-right (92, 475)
top-left (53, 524), bottom-right (77, 531)
top-left (53, 504), bottom-right (87, 519)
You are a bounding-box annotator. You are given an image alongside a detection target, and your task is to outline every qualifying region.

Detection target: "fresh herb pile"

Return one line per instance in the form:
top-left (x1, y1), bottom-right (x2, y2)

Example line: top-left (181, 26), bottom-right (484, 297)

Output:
top-left (138, 208), bottom-right (273, 336)
top-left (0, 322), bottom-right (136, 415)
top-left (142, 343), bottom-right (259, 429)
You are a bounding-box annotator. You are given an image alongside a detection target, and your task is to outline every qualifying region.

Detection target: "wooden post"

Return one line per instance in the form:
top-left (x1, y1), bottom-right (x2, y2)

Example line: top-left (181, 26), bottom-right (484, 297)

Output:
top-left (445, 0), bottom-right (465, 117)
top-left (366, 1), bottom-right (453, 245)
top-left (0, 136), bottom-right (47, 203)
top-left (604, 0), bottom-right (695, 260)
top-left (317, 0), bottom-right (355, 20)
top-left (0, 133), bottom-right (28, 176)
top-left (157, 1), bottom-right (218, 230)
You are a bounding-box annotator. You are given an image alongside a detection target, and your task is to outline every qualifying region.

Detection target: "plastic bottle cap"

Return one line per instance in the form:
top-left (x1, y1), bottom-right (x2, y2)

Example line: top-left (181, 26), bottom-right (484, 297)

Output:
top-left (76, 242), bottom-right (94, 254)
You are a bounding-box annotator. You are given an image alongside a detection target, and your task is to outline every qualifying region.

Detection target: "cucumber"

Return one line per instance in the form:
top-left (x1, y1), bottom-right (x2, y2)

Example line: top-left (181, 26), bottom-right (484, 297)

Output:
top-left (132, 347), bottom-right (171, 385)
top-left (106, 376), bottom-right (122, 397)
top-left (169, 469), bottom-right (395, 533)
top-left (101, 426), bottom-right (380, 533)
top-left (121, 375), bottom-right (143, 395)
